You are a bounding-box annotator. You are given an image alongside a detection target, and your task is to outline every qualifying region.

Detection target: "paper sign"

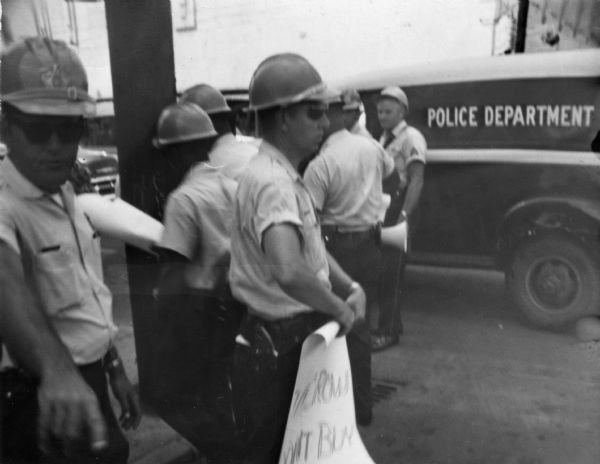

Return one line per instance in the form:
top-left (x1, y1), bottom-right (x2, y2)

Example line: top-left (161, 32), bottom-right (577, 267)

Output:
top-left (278, 322), bottom-right (375, 464)
top-left (76, 193), bottom-right (164, 253)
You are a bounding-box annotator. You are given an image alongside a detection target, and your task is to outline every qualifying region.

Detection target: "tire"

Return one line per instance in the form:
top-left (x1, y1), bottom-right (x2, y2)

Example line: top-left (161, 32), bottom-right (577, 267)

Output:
top-left (506, 233), bottom-right (600, 330)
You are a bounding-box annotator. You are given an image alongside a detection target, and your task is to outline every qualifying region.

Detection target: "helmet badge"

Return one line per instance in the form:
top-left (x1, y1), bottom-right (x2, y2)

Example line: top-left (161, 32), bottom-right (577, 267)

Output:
top-left (40, 64), bottom-right (69, 90)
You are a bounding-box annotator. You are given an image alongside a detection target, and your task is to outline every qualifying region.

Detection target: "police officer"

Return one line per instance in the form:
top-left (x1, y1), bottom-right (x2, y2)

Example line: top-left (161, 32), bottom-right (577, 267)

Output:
top-left (181, 84), bottom-right (256, 181)
top-left (152, 102), bottom-right (242, 463)
top-left (229, 53), bottom-right (365, 464)
top-left (373, 86), bottom-right (427, 351)
top-left (304, 97), bottom-right (395, 425)
top-left (0, 37), bottom-right (140, 464)
top-left (341, 88), bottom-right (372, 138)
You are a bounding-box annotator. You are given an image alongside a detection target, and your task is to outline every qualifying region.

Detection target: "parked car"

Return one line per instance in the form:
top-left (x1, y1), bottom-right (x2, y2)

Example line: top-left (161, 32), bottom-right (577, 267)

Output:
top-left (71, 146), bottom-right (119, 197)
top-left (0, 142), bottom-right (119, 198)
top-left (336, 49), bottom-right (600, 329)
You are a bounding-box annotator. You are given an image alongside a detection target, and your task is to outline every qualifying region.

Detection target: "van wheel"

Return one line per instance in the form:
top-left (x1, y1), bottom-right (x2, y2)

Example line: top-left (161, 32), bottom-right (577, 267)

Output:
top-left (506, 234), bottom-right (600, 330)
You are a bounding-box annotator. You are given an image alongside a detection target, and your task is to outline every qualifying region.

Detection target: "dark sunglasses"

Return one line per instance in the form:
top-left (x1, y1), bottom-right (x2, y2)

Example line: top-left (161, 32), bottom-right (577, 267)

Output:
top-left (10, 112), bottom-right (84, 145)
top-left (305, 104), bottom-right (328, 121)
top-left (287, 102), bottom-right (328, 121)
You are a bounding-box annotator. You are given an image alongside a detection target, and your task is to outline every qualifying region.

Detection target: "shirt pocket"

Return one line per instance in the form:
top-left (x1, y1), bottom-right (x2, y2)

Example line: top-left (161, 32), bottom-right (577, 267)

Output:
top-left (34, 248), bottom-right (82, 315)
top-left (298, 201), bottom-right (324, 261)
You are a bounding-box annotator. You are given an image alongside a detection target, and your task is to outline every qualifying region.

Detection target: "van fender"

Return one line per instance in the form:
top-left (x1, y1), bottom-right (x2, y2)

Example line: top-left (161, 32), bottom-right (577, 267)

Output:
top-left (499, 195), bottom-right (600, 265)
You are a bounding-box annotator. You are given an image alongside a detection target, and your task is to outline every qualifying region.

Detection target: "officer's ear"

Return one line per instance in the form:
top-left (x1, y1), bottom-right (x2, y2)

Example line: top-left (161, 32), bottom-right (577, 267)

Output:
top-left (281, 104), bottom-right (304, 131)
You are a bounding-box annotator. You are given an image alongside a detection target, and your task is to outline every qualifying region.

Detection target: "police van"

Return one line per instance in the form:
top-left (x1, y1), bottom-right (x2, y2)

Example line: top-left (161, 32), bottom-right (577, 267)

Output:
top-left (337, 49), bottom-right (600, 329)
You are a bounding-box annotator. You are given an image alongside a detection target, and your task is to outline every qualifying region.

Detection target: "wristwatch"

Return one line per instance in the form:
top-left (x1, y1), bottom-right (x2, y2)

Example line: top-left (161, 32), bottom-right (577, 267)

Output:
top-left (104, 350), bottom-right (122, 372)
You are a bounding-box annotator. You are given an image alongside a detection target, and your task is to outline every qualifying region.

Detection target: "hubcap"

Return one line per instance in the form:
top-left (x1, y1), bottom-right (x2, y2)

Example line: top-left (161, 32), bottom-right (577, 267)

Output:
top-left (529, 258), bottom-right (579, 310)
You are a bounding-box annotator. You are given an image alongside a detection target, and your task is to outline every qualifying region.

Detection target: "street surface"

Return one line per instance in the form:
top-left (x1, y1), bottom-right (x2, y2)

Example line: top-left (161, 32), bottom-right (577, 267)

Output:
top-left (102, 240), bottom-right (600, 464)
top-left (364, 265), bottom-right (600, 464)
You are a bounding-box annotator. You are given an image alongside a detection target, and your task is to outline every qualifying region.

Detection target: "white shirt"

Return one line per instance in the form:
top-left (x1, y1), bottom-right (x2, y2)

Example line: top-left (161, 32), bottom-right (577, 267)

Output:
top-left (209, 133), bottom-right (257, 181)
top-left (380, 120), bottom-right (427, 189)
top-left (0, 157), bottom-right (116, 365)
top-left (160, 163), bottom-right (237, 291)
top-left (229, 141), bottom-right (330, 320)
top-left (304, 129), bottom-right (394, 227)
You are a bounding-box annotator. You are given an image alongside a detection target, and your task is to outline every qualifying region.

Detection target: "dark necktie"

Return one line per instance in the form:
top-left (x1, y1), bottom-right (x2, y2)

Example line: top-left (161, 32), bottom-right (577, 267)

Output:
top-left (383, 131), bottom-right (395, 149)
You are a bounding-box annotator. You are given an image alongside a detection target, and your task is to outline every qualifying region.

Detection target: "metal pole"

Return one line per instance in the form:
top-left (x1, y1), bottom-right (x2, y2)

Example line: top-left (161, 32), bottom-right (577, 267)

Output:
top-left (104, 0), bottom-right (176, 401)
top-left (515, 0), bottom-right (529, 52)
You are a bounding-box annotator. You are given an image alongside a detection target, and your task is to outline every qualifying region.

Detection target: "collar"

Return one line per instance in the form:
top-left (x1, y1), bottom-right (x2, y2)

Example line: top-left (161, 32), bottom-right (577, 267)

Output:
top-left (391, 120), bottom-right (408, 137)
top-left (212, 133), bottom-right (236, 149)
top-left (185, 161), bottom-right (223, 179)
top-left (259, 140), bottom-right (300, 181)
top-left (0, 156), bottom-right (46, 199)
top-left (321, 129), bottom-right (349, 150)
top-left (0, 156), bottom-right (74, 212)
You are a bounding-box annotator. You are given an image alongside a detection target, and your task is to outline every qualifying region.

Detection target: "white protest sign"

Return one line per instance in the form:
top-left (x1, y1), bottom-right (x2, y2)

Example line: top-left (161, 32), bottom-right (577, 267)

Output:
top-left (76, 193), bottom-right (164, 253)
top-left (279, 321), bottom-right (375, 464)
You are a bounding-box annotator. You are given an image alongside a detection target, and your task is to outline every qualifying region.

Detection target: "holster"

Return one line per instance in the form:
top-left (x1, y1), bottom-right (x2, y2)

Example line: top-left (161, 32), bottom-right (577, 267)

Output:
top-left (238, 312), bottom-right (328, 370)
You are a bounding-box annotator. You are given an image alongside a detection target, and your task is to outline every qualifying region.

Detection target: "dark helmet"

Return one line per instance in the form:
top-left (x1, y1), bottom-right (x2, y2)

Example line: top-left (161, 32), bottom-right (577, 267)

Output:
top-left (248, 53), bottom-right (338, 111)
top-left (180, 84), bottom-right (231, 115)
top-left (153, 102), bottom-right (217, 148)
top-left (1, 36), bottom-right (95, 117)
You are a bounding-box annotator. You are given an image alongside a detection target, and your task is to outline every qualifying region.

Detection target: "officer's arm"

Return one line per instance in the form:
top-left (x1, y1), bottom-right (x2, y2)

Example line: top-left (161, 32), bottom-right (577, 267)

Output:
top-left (326, 251), bottom-right (366, 321)
top-left (156, 193), bottom-right (196, 298)
top-left (262, 223), bottom-right (355, 335)
top-left (401, 161), bottom-right (425, 220)
top-left (0, 241), bottom-right (107, 451)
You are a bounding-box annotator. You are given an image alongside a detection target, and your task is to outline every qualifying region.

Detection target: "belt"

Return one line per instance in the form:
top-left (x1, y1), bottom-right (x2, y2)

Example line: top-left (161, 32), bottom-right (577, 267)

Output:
top-left (239, 311), bottom-right (328, 355)
top-left (321, 223), bottom-right (382, 246)
top-left (321, 223), bottom-right (380, 234)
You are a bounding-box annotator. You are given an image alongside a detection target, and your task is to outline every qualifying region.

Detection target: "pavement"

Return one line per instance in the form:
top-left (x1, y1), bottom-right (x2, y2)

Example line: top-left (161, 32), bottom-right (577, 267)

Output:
top-left (103, 240), bottom-right (600, 464)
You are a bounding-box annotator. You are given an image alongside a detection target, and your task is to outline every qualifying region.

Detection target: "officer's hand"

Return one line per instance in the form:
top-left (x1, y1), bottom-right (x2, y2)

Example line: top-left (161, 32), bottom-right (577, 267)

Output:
top-left (336, 304), bottom-right (355, 337)
top-left (345, 284), bottom-right (366, 321)
top-left (108, 363), bottom-right (142, 430)
top-left (38, 369), bottom-right (108, 455)
top-left (396, 210), bottom-right (408, 225)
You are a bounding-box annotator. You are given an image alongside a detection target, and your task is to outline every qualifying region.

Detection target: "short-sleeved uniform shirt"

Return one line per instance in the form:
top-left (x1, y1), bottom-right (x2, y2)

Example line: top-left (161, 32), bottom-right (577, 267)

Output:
top-left (229, 141), bottom-right (331, 321)
top-left (380, 120), bottom-right (427, 189)
top-left (304, 129), bottom-right (394, 227)
top-left (209, 133), bottom-right (257, 181)
top-left (0, 157), bottom-right (117, 365)
top-left (160, 163), bottom-right (237, 292)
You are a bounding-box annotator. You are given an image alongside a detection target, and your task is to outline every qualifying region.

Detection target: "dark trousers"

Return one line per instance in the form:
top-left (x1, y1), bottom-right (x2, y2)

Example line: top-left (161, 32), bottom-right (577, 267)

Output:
top-left (321, 226), bottom-right (381, 426)
top-left (378, 247), bottom-right (406, 335)
top-left (1, 361), bottom-right (129, 464)
top-left (232, 326), bottom-right (304, 464)
top-left (378, 170), bottom-right (407, 336)
top-left (153, 291), bottom-right (244, 458)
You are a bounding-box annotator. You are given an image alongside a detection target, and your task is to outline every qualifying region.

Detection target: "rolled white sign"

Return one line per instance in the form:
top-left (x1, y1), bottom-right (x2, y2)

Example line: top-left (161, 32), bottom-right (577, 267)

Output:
top-left (279, 321), bottom-right (375, 464)
top-left (76, 193), bottom-right (164, 253)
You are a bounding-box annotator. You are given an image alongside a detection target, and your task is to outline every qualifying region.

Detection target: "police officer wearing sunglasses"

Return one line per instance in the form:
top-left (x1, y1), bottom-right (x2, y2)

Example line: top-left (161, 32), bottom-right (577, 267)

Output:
top-left (0, 37), bottom-right (140, 463)
top-left (229, 53), bottom-right (366, 464)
